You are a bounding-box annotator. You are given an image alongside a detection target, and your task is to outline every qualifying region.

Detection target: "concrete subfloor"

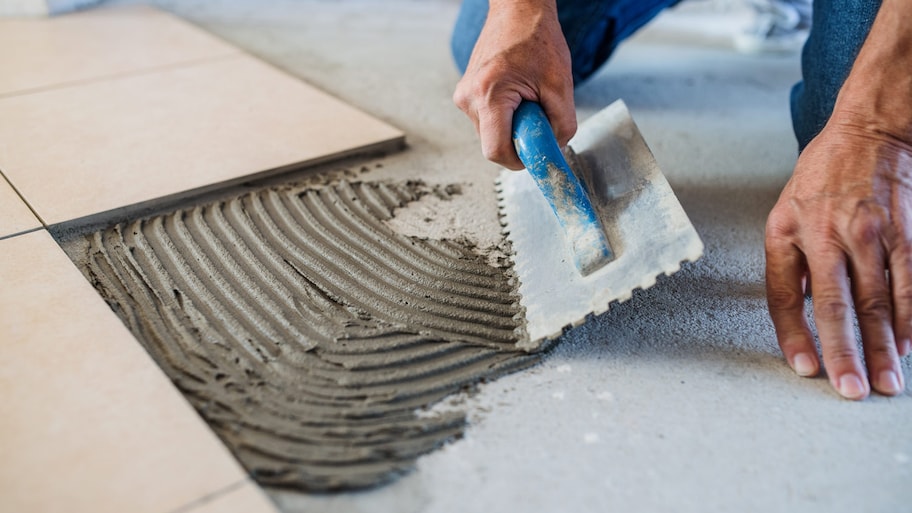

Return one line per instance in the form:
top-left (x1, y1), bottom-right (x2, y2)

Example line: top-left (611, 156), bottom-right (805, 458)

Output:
top-left (106, 0), bottom-right (911, 511)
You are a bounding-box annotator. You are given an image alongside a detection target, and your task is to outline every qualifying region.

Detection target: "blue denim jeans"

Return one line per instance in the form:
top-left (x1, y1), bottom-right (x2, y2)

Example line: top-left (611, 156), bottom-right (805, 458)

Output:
top-left (451, 0), bottom-right (882, 151)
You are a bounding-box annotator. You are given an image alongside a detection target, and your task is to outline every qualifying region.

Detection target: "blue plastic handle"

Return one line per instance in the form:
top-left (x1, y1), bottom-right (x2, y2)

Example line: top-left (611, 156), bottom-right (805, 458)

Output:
top-left (512, 101), bottom-right (612, 275)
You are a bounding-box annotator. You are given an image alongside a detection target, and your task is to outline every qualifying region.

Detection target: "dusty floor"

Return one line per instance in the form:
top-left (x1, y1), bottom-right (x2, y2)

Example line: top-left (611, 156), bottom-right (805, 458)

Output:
top-left (98, 0), bottom-right (912, 511)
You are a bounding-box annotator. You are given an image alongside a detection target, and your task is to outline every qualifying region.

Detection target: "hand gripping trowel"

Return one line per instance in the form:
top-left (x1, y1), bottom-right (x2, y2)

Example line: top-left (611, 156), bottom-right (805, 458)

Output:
top-left (498, 100), bottom-right (704, 350)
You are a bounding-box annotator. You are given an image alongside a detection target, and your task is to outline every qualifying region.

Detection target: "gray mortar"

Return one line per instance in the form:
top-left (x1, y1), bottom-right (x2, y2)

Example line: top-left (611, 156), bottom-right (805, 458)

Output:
top-left (70, 176), bottom-right (537, 491)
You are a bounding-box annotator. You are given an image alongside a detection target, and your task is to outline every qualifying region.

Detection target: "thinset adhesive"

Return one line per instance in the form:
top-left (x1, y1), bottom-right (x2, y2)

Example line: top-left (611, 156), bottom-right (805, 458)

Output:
top-left (79, 179), bottom-right (535, 491)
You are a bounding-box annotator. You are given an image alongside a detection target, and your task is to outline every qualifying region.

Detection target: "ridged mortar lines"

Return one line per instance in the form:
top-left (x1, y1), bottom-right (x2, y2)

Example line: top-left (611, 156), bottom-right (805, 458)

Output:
top-left (81, 179), bottom-right (534, 491)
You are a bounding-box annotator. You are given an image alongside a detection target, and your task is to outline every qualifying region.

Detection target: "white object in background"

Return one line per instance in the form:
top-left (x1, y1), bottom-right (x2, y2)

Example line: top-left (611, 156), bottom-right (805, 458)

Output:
top-left (0, 0), bottom-right (100, 17)
top-left (734, 0), bottom-right (812, 54)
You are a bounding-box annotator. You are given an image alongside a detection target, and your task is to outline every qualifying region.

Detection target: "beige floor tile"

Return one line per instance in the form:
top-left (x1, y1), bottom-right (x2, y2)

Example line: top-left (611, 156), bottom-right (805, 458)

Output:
top-left (0, 174), bottom-right (40, 237)
top-left (0, 53), bottom-right (404, 226)
top-left (0, 5), bottom-right (238, 96)
top-left (0, 230), bottom-right (250, 513)
top-left (186, 481), bottom-right (280, 513)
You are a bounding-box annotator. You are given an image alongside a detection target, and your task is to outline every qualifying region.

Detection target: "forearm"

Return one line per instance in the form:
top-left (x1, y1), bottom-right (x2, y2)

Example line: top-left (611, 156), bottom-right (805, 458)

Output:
top-left (831, 0), bottom-right (912, 142)
top-left (485, 0), bottom-right (560, 47)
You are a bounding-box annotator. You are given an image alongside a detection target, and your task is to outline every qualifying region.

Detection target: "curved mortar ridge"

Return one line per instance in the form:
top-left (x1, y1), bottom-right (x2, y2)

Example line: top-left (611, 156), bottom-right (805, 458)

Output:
top-left (83, 179), bottom-right (536, 491)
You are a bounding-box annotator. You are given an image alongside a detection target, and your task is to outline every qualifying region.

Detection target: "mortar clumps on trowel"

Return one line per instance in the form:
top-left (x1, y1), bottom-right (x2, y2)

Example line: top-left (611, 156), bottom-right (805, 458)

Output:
top-left (498, 100), bottom-right (703, 350)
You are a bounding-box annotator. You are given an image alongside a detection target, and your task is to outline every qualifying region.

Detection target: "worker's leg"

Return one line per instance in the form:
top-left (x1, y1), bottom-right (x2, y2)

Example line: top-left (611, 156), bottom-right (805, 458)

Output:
top-left (790, 0), bottom-right (882, 150)
top-left (451, 0), bottom-right (680, 85)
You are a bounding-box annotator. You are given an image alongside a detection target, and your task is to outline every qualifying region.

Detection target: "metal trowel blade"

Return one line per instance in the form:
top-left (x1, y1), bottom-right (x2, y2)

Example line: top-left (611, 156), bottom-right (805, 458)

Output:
top-left (497, 100), bottom-right (704, 350)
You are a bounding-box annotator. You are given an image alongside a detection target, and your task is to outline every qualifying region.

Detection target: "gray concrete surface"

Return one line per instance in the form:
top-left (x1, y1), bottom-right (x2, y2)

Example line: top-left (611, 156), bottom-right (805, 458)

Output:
top-left (106, 1), bottom-right (912, 511)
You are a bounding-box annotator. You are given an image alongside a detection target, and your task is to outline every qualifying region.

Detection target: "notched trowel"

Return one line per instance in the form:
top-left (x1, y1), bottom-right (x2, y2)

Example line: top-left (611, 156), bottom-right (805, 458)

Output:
top-left (498, 100), bottom-right (704, 350)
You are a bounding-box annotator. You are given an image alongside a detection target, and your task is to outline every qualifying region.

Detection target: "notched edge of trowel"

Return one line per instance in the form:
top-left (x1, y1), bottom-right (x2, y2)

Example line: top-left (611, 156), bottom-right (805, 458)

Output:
top-left (495, 177), bottom-right (704, 351)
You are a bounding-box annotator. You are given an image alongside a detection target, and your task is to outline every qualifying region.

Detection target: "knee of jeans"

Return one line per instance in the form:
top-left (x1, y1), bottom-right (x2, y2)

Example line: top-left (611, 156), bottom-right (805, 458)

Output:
top-left (569, 40), bottom-right (612, 85)
top-left (791, 81), bottom-right (810, 151)
top-left (450, 0), bottom-right (489, 74)
top-left (791, 80), bottom-right (834, 152)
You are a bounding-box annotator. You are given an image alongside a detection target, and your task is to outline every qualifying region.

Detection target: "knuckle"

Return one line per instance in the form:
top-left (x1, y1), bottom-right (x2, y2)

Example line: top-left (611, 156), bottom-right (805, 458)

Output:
top-left (480, 144), bottom-right (500, 163)
top-left (855, 294), bottom-right (892, 321)
top-left (824, 345), bottom-right (859, 366)
top-left (452, 88), bottom-right (469, 110)
top-left (814, 296), bottom-right (850, 322)
top-left (453, 70), bottom-right (500, 110)
top-left (472, 69), bottom-right (504, 98)
top-left (848, 215), bottom-right (883, 246)
top-left (893, 283), bottom-right (912, 306)
top-left (481, 141), bottom-right (513, 166)
top-left (779, 335), bottom-right (813, 355)
top-left (866, 341), bottom-right (895, 360)
top-left (765, 208), bottom-right (797, 241)
top-left (554, 125), bottom-right (577, 147)
top-left (766, 285), bottom-right (805, 311)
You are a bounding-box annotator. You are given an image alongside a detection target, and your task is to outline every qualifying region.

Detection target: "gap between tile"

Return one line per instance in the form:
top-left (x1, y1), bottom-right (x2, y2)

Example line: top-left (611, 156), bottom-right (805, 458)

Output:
top-left (0, 5), bottom-right (240, 96)
top-left (167, 478), bottom-right (271, 513)
top-left (0, 169), bottom-right (44, 236)
top-left (0, 53), bottom-right (242, 100)
top-left (0, 227), bottom-right (44, 241)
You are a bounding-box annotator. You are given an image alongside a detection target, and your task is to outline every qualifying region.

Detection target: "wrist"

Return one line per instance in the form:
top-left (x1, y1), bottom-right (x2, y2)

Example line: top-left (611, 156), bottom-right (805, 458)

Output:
top-left (488, 0), bottom-right (557, 19)
top-left (829, 0), bottom-right (912, 143)
top-left (489, 0), bottom-right (556, 10)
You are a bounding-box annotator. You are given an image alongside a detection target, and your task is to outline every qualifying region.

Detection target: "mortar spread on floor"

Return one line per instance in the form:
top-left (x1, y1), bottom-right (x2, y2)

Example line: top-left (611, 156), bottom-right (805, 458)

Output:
top-left (77, 177), bottom-right (536, 491)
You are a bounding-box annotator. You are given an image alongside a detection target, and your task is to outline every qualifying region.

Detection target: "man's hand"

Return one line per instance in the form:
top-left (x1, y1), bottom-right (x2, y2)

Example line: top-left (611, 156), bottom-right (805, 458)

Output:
top-left (453, 0), bottom-right (576, 170)
top-left (766, 123), bottom-right (912, 399)
top-left (765, 0), bottom-right (912, 399)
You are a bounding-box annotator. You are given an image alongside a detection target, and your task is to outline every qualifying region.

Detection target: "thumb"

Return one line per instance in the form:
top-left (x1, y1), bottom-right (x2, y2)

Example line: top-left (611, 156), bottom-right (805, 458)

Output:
top-left (478, 101), bottom-right (525, 170)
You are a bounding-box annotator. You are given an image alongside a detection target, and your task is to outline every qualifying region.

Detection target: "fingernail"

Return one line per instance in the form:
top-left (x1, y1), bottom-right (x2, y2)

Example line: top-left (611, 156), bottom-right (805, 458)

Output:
top-left (878, 370), bottom-right (903, 395)
top-left (793, 353), bottom-right (816, 376)
top-left (838, 374), bottom-right (867, 400)
top-left (899, 339), bottom-right (911, 357)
